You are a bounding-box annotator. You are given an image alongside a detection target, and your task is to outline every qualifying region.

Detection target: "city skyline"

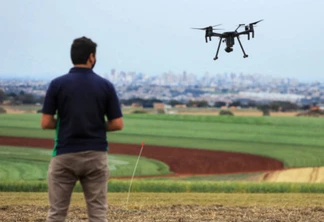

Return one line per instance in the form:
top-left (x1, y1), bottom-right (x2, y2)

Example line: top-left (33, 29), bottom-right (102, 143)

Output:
top-left (0, 68), bottom-right (312, 84)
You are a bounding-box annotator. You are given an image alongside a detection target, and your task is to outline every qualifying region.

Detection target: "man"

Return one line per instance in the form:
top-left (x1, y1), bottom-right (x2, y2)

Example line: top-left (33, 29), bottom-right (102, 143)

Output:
top-left (41, 36), bottom-right (123, 222)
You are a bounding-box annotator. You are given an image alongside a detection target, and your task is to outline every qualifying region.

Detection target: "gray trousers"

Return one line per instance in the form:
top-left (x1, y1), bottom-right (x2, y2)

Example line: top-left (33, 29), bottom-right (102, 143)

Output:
top-left (46, 150), bottom-right (109, 222)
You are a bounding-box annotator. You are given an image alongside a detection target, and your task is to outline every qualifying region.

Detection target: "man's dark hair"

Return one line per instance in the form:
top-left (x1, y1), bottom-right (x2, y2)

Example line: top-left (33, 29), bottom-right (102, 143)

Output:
top-left (70, 37), bottom-right (97, 64)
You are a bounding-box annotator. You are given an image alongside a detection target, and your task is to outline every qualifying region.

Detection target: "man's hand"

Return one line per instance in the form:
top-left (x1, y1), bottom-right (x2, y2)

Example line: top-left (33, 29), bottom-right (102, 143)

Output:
top-left (41, 114), bottom-right (57, 129)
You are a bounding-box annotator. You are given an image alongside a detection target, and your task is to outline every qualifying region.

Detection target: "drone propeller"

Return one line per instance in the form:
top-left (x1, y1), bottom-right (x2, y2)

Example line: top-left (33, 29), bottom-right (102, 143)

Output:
top-left (191, 24), bottom-right (221, 30)
top-left (248, 19), bottom-right (263, 38)
top-left (191, 28), bottom-right (222, 31)
top-left (249, 19), bottom-right (263, 26)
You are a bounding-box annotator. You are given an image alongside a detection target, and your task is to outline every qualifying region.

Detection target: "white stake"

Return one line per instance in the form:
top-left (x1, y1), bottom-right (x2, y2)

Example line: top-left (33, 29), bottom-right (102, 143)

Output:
top-left (126, 141), bottom-right (144, 208)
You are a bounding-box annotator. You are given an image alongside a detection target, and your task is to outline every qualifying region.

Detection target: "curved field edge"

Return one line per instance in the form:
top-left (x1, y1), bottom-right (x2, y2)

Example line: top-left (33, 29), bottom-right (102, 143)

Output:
top-left (0, 146), bottom-right (171, 178)
top-left (1, 180), bottom-right (324, 193)
top-left (1, 114), bottom-right (324, 168)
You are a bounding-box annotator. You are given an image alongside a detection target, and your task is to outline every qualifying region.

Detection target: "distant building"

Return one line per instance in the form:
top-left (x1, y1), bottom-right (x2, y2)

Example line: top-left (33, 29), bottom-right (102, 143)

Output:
top-left (174, 104), bottom-right (187, 108)
top-left (153, 103), bottom-right (172, 114)
top-left (153, 103), bottom-right (165, 110)
top-left (131, 103), bottom-right (143, 108)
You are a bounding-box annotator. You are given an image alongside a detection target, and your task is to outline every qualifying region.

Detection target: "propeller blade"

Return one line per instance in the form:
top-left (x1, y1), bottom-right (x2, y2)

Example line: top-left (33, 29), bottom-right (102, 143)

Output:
top-left (250, 19), bottom-right (263, 25)
top-left (191, 27), bottom-right (208, 30)
top-left (191, 24), bottom-right (221, 30)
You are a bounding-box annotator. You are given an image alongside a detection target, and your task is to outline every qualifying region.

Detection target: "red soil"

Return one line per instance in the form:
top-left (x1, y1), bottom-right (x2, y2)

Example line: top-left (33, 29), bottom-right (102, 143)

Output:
top-left (0, 136), bottom-right (284, 175)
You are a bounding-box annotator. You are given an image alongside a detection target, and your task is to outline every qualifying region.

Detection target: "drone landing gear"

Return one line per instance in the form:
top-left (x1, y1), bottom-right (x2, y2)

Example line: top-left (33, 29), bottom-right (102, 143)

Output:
top-left (236, 36), bottom-right (248, 58)
top-left (213, 37), bottom-right (222, 61)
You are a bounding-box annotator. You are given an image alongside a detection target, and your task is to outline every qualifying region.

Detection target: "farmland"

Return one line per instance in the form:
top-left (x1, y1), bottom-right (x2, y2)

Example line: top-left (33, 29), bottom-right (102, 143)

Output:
top-left (0, 146), bottom-right (171, 180)
top-left (1, 193), bottom-right (324, 221)
top-left (1, 113), bottom-right (324, 168)
top-left (1, 112), bottom-right (324, 183)
top-left (1, 111), bottom-right (324, 221)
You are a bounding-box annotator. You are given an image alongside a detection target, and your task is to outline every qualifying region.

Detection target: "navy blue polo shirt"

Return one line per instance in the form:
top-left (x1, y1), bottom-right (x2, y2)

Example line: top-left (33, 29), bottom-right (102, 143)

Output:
top-left (42, 67), bottom-right (122, 156)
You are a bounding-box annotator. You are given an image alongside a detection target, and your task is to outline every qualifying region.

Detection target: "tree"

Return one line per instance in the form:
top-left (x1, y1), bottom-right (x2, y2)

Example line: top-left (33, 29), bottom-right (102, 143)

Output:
top-left (0, 89), bottom-right (6, 104)
top-left (0, 107), bottom-right (6, 113)
top-left (229, 100), bottom-right (241, 107)
top-left (269, 101), bottom-right (300, 112)
top-left (219, 110), bottom-right (234, 116)
top-left (18, 93), bottom-right (36, 104)
top-left (214, 101), bottom-right (226, 108)
top-left (257, 104), bottom-right (271, 116)
top-left (169, 100), bottom-right (183, 107)
top-left (187, 100), bottom-right (209, 107)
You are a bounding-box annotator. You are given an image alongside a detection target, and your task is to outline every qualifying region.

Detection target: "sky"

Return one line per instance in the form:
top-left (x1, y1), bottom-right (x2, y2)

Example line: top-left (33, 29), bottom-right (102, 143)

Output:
top-left (1, 0), bottom-right (324, 82)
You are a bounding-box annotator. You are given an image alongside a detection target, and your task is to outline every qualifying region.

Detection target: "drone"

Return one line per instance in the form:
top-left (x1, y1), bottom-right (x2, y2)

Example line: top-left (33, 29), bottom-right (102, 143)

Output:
top-left (192, 20), bottom-right (263, 60)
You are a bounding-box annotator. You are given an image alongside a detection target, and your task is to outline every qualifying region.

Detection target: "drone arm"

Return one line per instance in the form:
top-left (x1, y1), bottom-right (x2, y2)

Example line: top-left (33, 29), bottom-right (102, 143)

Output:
top-left (236, 30), bottom-right (249, 36)
top-left (205, 32), bottom-right (222, 43)
top-left (236, 31), bottom-right (251, 40)
top-left (235, 24), bottom-right (245, 31)
top-left (211, 32), bottom-right (223, 37)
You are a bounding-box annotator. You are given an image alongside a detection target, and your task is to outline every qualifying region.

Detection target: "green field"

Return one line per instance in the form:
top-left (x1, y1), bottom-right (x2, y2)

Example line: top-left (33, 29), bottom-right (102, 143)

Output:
top-left (0, 146), bottom-right (171, 180)
top-left (1, 113), bottom-right (324, 168)
top-left (1, 113), bottom-right (324, 193)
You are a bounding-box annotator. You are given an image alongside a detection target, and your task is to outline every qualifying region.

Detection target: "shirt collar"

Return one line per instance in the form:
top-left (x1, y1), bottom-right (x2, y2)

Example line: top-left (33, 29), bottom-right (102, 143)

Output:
top-left (69, 67), bottom-right (94, 73)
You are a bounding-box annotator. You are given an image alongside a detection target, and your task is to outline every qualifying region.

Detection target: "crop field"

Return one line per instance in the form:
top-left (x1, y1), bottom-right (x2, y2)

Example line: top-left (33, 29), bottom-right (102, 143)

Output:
top-left (1, 111), bottom-right (324, 221)
top-left (1, 113), bottom-right (324, 168)
top-left (0, 146), bottom-right (171, 179)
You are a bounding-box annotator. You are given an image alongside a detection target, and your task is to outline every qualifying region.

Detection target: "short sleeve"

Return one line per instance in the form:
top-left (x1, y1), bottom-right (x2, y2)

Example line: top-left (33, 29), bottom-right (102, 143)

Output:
top-left (106, 85), bottom-right (123, 120)
top-left (42, 81), bottom-right (58, 115)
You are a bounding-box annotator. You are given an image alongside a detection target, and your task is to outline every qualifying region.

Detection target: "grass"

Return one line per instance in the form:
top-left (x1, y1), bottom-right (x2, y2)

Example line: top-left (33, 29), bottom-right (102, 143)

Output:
top-left (1, 113), bottom-right (323, 168)
top-left (1, 192), bottom-right (323, 207)
top-left (147, 172), bottom-right (264, 181)
top-left (0, 146), bottom-right (171, 180)
top-left (1, 180), bottom-right (324, 193)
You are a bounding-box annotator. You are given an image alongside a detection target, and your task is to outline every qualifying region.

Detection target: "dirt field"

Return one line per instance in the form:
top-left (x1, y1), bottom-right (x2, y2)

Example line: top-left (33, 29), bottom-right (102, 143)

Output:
top-left (263, 167), bottom-right (324, 183)
top-left (2, 204), bottom-right (324, 222)
top-left (1, 193), bottom-right (324, 222)
top-left (0, 136), bottom-right (283, 175)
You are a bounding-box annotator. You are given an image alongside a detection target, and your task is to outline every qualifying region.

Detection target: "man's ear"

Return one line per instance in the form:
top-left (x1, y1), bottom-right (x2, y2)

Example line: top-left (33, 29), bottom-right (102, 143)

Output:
top-left (89, 53), bottom-right (96, 63)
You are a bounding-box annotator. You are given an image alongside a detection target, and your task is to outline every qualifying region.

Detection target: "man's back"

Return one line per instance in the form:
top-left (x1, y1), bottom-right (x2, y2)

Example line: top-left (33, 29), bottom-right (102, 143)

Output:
top-left (43, 67), bottom-right (122, 156)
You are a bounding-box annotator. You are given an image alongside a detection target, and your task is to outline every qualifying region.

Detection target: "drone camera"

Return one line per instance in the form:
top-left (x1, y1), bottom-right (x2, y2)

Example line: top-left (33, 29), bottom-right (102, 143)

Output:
top-left (225, 47), bottom-right (233, 53)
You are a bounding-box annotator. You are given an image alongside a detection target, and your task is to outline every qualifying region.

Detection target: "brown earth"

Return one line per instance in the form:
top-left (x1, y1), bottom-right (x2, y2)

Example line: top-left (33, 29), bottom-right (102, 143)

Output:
top-left (1, 193), bottom-right (324, 222)
top-left (1, 204), bottom-right (324, 222)
top-left (0, 136), bottom-right (284, 175)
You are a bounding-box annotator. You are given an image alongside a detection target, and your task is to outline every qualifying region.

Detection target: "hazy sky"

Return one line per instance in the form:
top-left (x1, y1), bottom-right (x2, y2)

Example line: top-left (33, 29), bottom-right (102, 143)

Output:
top-left (1, 0), bottom-right (324, 82)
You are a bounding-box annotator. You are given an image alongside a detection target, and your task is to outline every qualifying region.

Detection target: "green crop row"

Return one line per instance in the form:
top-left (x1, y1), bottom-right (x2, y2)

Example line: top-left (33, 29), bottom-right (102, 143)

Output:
top-left (1, 180), bottom-right (324, 193)
top-left (1, 113), bottom-right (324, 168)
top-left (0, 146), bottom-right (171, 179)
